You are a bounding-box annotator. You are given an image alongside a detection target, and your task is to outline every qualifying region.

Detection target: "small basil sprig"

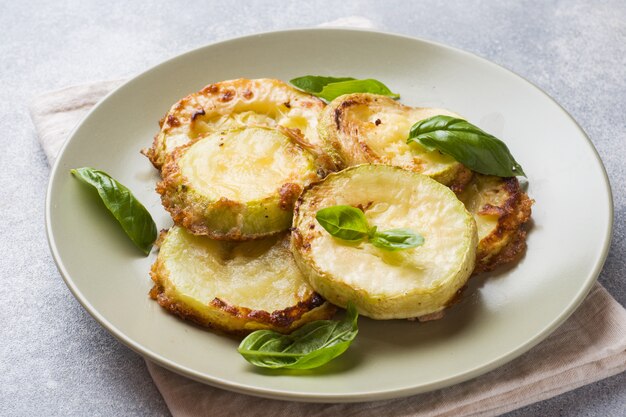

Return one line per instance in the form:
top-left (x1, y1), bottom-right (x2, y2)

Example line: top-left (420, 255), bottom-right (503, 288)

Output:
top-left (289, 76), bottom-right (355, 94)
top-left (316, 205), bottom-right (424, 251)
top-left (407, 115), bottom-right (525, 177)
top-left (238, 302), bottom-right (358, 369)
top-left (315, 204), bottom-right (370, 241)
top-left (369, 227), bottom-right (425, 250)
top-left (71, 167), bottom-right (157, 255)
top-left (290, 76), bottom-right (399, 102)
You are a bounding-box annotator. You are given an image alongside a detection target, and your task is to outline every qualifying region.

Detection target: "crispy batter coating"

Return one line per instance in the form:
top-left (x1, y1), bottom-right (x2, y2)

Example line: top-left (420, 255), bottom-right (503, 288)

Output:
top-left (458, 174), bottom-right (533, 273)
top-left (144, 78), bottom-right (326, 169)
top-left (149, 228), bottom-right (336, 335)
top-left (318, 93), bottom-right (473, 190)
top-left (157, 127), bottom-right (321, 240)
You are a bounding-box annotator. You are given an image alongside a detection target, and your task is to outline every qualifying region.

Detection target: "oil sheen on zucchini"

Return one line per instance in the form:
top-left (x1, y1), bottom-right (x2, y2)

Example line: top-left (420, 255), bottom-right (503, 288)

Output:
top-left (291, 164), bottom-right (478, 320)
top-left (318, 93), bottom-right (472, 191)
top-left (145, 78), bottom-right (326, 169)
top-left (157, 127), bottom-right (320, 240)
top-left (150, 226), bottom-right (336, 335)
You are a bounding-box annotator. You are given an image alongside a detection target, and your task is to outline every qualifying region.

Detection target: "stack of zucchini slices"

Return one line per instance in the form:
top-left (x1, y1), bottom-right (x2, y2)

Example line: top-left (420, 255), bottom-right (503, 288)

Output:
top-left (319, 93), bottom-right (533, 275)
top-left (146, 80), bottom-right (532, 334)
top-left (147, 79), bottom-right (336, 334)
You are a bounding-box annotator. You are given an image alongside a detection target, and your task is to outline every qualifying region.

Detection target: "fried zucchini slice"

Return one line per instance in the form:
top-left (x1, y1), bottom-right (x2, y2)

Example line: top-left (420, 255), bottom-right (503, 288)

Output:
top-left (157, 126), bottom-right (321, 239)
top-left (291, 164), bottom-right (478, 320)
top-left (318, 93), bottom-right (472, 191)
top-left (149, 227), bottom-right (336, 335)
top-left (458, 174), bottom-right (533, 273)
top-left (145, 78), bottom-right (326, 169)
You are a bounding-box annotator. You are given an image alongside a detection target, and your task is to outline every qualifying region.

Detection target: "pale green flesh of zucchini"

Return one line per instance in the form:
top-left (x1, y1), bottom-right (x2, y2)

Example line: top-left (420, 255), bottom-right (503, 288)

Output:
top-left (179, 127), bottom-right (314, 201)
top-left (353, 105), bottom-right (460, 176)
top-left (292, 165), bottom-right (477, 319)
top-left (161, 227), bottom-right (314, 312)
top-left (310, 169), bottom-right (472, 295)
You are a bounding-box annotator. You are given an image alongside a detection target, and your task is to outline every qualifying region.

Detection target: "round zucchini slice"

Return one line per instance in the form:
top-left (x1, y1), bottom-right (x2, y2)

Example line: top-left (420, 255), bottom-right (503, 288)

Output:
top-left (144, 78), bottom-right (326, 169)
top-left (291, 164), bottom-right (478, 320)
top-left (149, 227), bottom-right (336, 335)
top-left (318, 93), bottom-right (472, 191)
top-left (458, 174), bottom-right (533, 273)
top-left (158, 126), bottom-right (321, 239)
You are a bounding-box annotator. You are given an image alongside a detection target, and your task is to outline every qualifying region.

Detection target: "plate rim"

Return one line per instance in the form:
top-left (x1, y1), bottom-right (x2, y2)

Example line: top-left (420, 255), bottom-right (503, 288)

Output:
top-left (45, 27), bottom-right (614, 403)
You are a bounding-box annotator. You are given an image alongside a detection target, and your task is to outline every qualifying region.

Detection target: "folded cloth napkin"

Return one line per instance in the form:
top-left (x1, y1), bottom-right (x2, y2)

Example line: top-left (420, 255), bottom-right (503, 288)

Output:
top-left (30, 81), bottom-right (626, 417)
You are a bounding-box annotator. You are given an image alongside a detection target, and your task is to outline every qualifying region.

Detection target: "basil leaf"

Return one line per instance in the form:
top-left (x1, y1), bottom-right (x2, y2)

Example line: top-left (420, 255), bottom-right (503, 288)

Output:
top-left (289, 76), bottom-right (356, 93)
top-left (315, 205), bottom-right (370, 241)
top-left (316, 206), bottom-right (425, 251)
top-left (317, 79), bottom-right (399, 102)
top-left (71, 167), bottom-right (157, 255)
top-left (370, 228), bottom-right (424, 251)
top-left (407, 115), bottom-right (525, 177)
top-left (290, 76), bottom-right (399, 102)
top-left (238, 302), bottom-right (359, 369)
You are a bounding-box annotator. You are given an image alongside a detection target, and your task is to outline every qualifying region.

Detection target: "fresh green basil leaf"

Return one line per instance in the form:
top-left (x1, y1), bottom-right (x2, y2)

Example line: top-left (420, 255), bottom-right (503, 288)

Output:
top-left (407, 115), bottom-right (525, 177)
top-left (289, 76), bottom-right (356, 93)
top-left (370, 228), bottom-right (425, 251)
top-left (317, 79), bottom-right (400, 102)
top-left (71, 167), bottom-right (157, 255)
top-left (290, 76), bottom-right (399, 102)
top-left (238, 302), bottom-right (359, 369)
top-left (316, 205), bottom-right (370, 241)
top-left (316, 206), bottom-right (424, 251)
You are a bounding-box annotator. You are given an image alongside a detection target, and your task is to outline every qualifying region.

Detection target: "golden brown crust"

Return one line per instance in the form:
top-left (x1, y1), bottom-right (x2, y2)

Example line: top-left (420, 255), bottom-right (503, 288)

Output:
top-left (149, 280), bottom-right (334, 336)
top-left (449, 167), bottom-right (474, 195)
top-left (278, 183), bottom-right (303, 211)
top-left (156, 128), bottom-right (320, 240)
top-left (320, 93), bottom-right (472, 190)
top-left (328, 95), bottom-right (396, 167)
top-left (149, 231), bottom-right (337, 335)
top-left (464, 176), bottom-right (534, 274)
top-left (145, 78), bottom-right (326, 169)
top-left (140, 134), bottom-right (162, 169)
top-left (208, 294), bottom-right (328, 329)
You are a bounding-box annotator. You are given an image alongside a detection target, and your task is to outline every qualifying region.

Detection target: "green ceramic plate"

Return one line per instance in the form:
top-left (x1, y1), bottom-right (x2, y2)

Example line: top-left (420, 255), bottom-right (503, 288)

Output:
top-left (46, 29), bottom-right (613, 402)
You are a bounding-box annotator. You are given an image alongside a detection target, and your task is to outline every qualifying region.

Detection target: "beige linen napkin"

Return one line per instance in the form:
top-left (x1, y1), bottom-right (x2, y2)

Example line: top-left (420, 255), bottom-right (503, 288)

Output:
top-left (30, 82), bottom-right (626, 417)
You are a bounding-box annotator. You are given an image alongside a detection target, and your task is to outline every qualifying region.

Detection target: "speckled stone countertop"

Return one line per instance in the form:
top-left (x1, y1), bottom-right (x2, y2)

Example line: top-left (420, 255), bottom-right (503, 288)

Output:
top-left (1, 1), bottom-right (624, 415)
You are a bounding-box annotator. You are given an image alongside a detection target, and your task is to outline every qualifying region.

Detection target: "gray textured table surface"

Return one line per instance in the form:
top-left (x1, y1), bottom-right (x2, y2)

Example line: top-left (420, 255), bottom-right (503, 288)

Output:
top-left (1, 1), bottom-right (624, 416)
